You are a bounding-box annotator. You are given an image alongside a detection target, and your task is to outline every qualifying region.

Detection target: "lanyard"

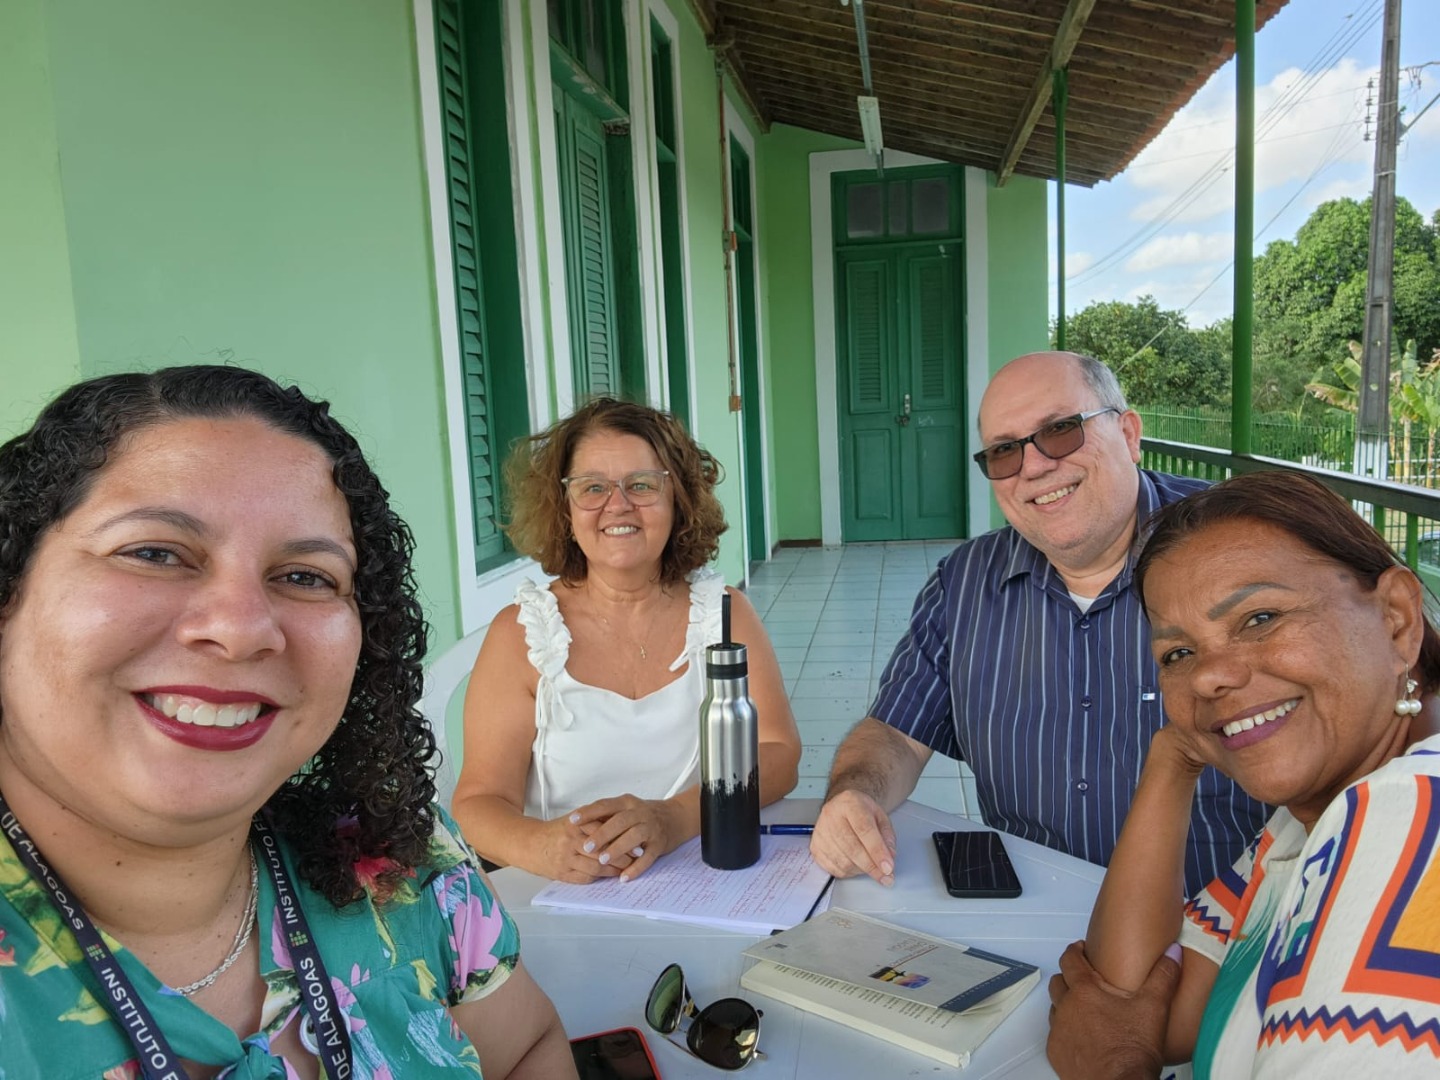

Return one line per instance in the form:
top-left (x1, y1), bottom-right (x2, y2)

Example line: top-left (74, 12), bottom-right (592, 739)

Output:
top-left (0, 793), bottom-right (353, 1080)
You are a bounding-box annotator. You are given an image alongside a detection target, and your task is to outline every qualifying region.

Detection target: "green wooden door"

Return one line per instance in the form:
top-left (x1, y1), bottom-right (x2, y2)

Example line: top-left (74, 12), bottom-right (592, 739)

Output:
top-left (837, 253), bottom-right (903, 541)
top-left (836, 167), bottom-right (966, 542)
top-left (898, 247), bottom-right (964, 539)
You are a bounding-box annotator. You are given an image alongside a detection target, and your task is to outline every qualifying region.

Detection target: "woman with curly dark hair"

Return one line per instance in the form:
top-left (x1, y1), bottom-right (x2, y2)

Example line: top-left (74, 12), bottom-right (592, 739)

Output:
top-left (0, 366), bottom-right (574, 1078)
top-left (453, 398), bottom-right (800, 882)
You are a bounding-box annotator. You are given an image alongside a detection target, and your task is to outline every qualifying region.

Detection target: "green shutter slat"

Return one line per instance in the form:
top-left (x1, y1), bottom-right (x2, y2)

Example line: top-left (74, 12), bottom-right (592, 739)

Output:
top-left (563, 107), bottom-right (618, 396)
top-left (914, 259), bottom-right (950, 403)
top-left (435, 0), bottom-right (502, 568)
top-left (848, 262), bottom-right (888, 410)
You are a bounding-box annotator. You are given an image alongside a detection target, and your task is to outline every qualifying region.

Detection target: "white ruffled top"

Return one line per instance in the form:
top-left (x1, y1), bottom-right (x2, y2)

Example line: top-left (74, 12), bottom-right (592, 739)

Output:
top-left (515, 568), bottom-right (726, 821)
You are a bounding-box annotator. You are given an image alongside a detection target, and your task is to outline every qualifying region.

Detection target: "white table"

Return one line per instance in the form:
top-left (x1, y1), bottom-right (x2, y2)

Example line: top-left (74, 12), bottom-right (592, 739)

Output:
top-left (491, 800), bottom-right (1103, 1078)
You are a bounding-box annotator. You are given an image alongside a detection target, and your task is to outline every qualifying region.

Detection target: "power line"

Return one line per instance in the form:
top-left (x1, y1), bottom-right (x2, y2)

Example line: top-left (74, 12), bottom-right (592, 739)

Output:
top-left (1068, 1), bottom-right (1382, 288)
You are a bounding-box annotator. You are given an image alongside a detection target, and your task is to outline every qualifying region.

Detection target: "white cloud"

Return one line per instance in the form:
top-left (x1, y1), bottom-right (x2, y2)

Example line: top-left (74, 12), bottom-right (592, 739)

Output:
top-left (1125, 59), bottom-right (1375, 226)
top-left (1124, 232), bottom-right (1232, 273)
top-left (1066, 251), bottom-right (1096, 276)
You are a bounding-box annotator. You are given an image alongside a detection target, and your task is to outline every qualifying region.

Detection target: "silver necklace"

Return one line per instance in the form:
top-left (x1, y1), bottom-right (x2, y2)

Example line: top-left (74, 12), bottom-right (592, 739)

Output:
top-left (174, 846), bottom-right (259, 997)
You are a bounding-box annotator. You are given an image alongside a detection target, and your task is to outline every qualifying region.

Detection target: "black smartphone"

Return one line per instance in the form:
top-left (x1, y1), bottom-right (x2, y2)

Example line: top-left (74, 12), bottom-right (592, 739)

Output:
top-left (570, 1026), bottom-right (662, 1080)
top-left (932, 830), bottom-right (1022, 898)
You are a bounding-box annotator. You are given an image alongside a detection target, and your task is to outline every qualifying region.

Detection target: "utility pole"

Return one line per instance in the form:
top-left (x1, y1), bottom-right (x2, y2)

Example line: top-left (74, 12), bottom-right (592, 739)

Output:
top-left (1355, 0), bottom-right (1402, 480)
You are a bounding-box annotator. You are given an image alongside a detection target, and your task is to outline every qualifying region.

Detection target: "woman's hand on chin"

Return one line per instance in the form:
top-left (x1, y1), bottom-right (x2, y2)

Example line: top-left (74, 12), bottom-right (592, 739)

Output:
top-left (568, 795), bottom-right (677, 881)
top-left (1149, 723), bottom-right (1210, 782)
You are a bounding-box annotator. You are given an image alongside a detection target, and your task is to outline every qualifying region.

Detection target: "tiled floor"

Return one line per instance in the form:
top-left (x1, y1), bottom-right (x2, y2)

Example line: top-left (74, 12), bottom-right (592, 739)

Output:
top-left (745, 542), bottom-right (981, 819)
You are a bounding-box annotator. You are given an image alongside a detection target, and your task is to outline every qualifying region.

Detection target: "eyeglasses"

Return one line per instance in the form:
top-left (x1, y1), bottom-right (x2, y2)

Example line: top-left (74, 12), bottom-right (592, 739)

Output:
top-left (644, 963), bottom-right (763, 1070)
top-left (971, 407), bottom-right (1121, 480)
top-left (561, 470), bottom-right (670, 511)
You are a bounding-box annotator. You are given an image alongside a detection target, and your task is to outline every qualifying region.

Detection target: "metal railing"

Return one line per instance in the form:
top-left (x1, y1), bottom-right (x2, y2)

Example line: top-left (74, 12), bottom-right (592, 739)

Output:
top-left (1141, 438), bottom-right (1440, 587)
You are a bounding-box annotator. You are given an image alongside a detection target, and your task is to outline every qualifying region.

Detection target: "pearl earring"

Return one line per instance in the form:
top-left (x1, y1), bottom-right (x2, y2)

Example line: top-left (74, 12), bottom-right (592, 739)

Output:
top-left (1396, 677), bottom-right (1422, 717)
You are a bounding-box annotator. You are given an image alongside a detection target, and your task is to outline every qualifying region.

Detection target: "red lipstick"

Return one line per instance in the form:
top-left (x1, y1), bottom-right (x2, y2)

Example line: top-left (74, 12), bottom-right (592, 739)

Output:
top-left (135, 693), bottom-right (277, 752)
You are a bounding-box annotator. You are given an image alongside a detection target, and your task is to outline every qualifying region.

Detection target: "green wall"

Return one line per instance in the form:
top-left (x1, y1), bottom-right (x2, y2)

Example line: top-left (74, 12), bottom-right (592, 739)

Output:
top-left (0, 0), bottom-right (82, 438)
top-left (756, 124), bottom-right (861, 544)
top-left (12, 0), bottom-right (465, 642)
top-left (983, 172), bottom-right (1051, 528)
top-left (984, 174), bottom-right (1050, 374)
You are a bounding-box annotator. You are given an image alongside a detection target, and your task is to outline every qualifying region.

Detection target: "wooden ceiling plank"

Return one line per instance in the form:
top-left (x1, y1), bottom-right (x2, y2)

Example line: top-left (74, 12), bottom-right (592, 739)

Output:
top-left (736, 34), bottom-right (1182, 122)
top-left (711, 0), bottom-right (1293, 185)
top-left (759, 80), bottom-right (1138, 160)
top-left (995, 0), bottom-right (1098, 186)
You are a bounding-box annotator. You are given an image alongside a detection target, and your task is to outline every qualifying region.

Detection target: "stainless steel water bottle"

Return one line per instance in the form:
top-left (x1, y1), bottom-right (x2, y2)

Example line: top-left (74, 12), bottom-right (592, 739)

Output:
top-left (700, 595), bottom-right (761, 869)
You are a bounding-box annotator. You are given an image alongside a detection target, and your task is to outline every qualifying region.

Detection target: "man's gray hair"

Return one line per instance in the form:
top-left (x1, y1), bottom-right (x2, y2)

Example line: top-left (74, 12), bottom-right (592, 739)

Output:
top-left (1073, 353), bottom-right (1128, 412)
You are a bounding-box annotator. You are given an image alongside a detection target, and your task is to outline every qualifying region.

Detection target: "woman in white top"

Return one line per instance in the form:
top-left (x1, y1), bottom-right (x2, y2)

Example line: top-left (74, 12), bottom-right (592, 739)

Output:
top-left (452, 399), bottom-right (801, 883)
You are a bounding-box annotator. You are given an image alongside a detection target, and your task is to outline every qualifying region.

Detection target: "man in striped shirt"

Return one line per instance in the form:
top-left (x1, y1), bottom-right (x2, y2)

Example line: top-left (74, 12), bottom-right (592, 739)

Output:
top-left (809, 351), bottom-right (1267, 897)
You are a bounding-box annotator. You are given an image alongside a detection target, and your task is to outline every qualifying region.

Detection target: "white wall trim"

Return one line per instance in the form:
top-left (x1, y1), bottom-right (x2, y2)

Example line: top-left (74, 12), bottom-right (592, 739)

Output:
top-left (625, 0), bottom-right (666, 404)
top-left (724, 99), bottom-right (769, 575)
top-left (809, 149), bottom-right (943, 545)
top-left (507, 0), bottom-right (556, 434)
top-left (646, 0), bottom-right (700, 429)
top-left (963, 165), bottom-right (991, 538)
top-left (529, 0), bottom-right (577, 416)
top-left (413, 0), bottom-right (557, 633)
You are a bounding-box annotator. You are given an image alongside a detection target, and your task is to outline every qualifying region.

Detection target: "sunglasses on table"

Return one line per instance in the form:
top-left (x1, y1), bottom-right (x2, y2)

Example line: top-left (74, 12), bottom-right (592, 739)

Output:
top-left (971, 407), bottom-right (1122, 480)
top-left (644, 963), bottom-right (763, 1070)
top-left (561, 470), bottom-right (671, 510)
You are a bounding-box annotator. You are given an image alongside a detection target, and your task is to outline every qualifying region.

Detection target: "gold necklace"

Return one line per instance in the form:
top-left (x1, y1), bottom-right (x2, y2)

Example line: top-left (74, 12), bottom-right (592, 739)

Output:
top-left (592, 592), bottom-right (672, 661)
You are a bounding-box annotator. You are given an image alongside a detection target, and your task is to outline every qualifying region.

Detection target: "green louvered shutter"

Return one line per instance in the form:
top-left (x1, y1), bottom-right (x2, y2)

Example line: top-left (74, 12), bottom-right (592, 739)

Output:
top-left (565, 102), bottom-right (620, 397)
top-left (838, 255), bottom-right (901, 539)
top-left (436, 0), bottom-right (502, 566)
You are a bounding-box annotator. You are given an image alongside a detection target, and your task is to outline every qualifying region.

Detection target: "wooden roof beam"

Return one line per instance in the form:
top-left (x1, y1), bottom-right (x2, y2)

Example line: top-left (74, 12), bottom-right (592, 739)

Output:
top-left (995, 0), bottom-right (1098, 187)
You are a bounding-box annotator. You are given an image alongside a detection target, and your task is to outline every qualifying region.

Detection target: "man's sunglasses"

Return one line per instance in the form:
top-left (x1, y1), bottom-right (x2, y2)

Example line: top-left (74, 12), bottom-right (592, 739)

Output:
top-left (971, 407), bottom-right (1121, 480)
top-left (644, 963), bottom-right (763, 1070)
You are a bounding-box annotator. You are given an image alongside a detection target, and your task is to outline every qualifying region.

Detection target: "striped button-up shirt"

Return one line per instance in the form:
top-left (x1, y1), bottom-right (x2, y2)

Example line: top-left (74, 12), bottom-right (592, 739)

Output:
top-left (872, 469), bottom-right (1269, 896)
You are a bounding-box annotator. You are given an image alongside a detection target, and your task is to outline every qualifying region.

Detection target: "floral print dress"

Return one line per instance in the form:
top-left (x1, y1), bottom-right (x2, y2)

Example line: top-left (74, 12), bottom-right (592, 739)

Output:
top-left (0, 810), bottom-right (519, 1079)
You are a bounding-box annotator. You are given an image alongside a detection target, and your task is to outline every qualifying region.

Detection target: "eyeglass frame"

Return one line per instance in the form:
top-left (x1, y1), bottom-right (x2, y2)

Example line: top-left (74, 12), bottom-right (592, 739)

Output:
top-left (560, 469), bottom-right (671, 510)
top-left (643, 962), bottom-right (764, 1071)
top-left (971, 407), bottom-right (1123, 480)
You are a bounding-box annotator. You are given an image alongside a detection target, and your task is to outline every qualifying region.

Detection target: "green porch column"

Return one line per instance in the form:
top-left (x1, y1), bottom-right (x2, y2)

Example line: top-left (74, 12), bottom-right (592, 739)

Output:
top-left (1232, 0), bottom-right (1255, 454)
top-left (1054, 67), bottom-right (1068, 351)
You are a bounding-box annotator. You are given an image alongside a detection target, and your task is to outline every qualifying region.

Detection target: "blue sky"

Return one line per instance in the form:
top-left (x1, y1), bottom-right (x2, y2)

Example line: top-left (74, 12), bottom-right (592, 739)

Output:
top-left (1053, 0), bottom-right (1440, 328)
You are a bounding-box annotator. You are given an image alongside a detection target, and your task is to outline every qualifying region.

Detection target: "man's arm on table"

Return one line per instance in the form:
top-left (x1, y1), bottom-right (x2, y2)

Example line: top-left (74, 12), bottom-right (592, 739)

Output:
top-left (810, 716), bottom-right (933, 885)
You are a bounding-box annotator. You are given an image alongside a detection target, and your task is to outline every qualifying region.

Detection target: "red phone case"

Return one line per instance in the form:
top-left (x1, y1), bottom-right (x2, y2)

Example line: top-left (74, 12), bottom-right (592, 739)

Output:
top-left (570, 1026), bottom-right (663, 1079)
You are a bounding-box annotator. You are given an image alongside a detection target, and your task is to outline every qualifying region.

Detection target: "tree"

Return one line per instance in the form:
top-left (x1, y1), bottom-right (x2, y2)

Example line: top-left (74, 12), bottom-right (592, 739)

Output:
top-left (1306, 338), bottom-right (1440, 482)
top-left (1061, 295), bottom-right (1228, 407)
top-left (1253, 196), bottom-right (1440, 394)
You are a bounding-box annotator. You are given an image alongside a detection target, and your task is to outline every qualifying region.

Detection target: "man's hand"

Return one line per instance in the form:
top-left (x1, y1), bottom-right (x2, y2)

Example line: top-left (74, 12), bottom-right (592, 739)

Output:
top-left (809, 789), bottom-right (898, 885)
top-left (1046, 940), bottom-right (1180, 1080)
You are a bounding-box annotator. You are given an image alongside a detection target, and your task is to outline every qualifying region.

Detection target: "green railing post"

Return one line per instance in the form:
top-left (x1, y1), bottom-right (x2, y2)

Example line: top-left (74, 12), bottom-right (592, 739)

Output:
top-left (1054, 67), bottom-right (1068, 351)
top-left (1407, 513), bottom-right (1420, 570)
top-left (1232, 0), bottom-right (1255, 456)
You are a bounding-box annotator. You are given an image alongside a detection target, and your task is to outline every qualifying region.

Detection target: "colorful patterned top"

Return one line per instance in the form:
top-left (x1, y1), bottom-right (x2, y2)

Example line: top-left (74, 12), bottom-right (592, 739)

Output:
top-left (1179, 733), bottom-right (1440, 1077)
top-left (0, 809), bottom-right (520, 1079)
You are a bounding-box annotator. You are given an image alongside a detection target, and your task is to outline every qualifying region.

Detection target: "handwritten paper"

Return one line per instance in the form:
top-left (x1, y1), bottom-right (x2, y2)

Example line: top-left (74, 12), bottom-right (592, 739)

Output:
top-left (531, 835), bottom-right (833, 934)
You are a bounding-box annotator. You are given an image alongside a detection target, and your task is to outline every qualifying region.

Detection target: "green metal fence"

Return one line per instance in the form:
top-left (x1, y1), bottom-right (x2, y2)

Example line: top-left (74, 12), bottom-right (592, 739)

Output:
top-left (1139, 408), bottom-right (1440, 488)
top-left (1140, 436), bottom-right (1440, 596)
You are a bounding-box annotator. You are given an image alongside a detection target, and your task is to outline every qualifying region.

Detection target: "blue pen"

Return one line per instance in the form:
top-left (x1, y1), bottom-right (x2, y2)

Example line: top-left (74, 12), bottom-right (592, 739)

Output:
top-left (759, 824), bottom-right (814, 836)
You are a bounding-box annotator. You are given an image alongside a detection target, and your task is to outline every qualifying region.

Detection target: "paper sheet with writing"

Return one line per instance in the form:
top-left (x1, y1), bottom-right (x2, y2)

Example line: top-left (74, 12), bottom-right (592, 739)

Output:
top-left (531, 835), bottom-right (832, 934)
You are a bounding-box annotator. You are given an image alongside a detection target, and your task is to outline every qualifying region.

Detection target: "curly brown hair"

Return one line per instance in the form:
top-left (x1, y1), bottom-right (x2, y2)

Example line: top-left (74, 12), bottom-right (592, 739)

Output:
top-left (504, 398), bottom-right (727, 584)
top-left (0, 366), bottom-right (434, 907)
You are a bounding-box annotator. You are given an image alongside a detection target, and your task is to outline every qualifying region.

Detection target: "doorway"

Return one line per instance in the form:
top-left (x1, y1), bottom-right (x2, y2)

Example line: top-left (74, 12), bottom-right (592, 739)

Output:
top-left (834, 166), bottom-right (966, 541)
